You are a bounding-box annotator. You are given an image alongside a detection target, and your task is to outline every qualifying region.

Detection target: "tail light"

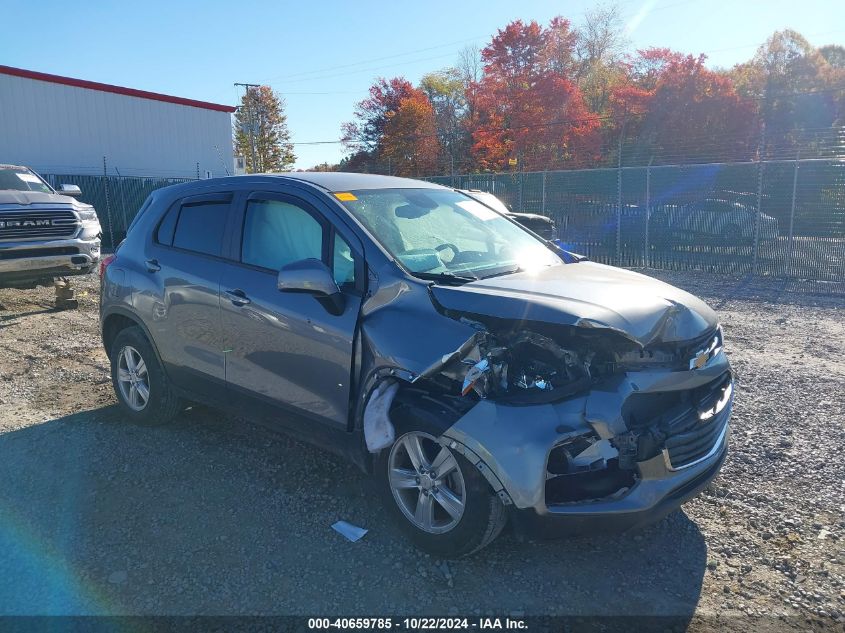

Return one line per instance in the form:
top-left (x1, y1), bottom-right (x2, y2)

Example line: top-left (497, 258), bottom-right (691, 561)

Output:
top-left (99, 254), bottom-right (116, 277)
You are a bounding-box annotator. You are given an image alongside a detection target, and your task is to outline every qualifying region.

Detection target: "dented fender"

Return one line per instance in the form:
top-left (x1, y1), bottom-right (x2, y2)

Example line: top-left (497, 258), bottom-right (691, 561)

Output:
top-left (440, 397), bottom-right (593, 510)
top-left (359, 266), bottom-right (479, 383)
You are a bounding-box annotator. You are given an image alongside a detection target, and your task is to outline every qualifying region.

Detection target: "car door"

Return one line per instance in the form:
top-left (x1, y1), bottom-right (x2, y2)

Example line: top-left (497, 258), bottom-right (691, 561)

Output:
top-left (219, 189), bottom-right (364, 428)
top-left (141, 191), bottom-right (234, 397)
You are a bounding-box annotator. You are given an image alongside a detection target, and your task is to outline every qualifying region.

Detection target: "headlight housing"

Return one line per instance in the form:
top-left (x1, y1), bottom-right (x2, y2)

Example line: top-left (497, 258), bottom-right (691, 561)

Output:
top-left (76, 207), bottom-right (99, 223)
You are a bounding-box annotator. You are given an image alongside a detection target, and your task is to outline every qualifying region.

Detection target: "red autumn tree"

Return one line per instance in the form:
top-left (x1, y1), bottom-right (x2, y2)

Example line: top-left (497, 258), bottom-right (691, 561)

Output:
top-left (381, 91), bottom-right (441, 176)
top-left (469, 18), bottom-right (601, 171)
top-left (341, 76), bottom-right (440, 174)
top-left (611, 50), bottom-right (757, 163)
top-left (342, 77), bottom-right (418, 152)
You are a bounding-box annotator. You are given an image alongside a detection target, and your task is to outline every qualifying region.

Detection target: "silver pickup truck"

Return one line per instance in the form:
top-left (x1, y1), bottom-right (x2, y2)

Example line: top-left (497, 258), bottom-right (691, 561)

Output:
top-left (0, 164), bottom-right (102, 304)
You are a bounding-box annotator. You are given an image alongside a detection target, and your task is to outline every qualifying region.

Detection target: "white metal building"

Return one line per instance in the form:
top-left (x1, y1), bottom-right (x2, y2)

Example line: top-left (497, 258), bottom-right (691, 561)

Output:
top-left (0, 65), bottom-right (235, 179)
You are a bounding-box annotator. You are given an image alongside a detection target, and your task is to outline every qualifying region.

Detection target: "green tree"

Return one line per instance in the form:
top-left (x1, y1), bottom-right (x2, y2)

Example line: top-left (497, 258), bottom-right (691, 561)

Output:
top-left (234, 86), bottom-right (296, 173)
top-left (574, 4), bottom-right (628, 114)
top-left (731, 30), bottom-right (836, 135)
top-left (420, 68), bottom-right (470, 174)
top-left (819, 44), bottom-right (845, 69)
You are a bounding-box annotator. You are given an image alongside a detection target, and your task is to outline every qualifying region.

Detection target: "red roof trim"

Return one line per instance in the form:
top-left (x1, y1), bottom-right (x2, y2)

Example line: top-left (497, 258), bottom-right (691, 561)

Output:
top-left (0, 65), bottom-right (236, 113)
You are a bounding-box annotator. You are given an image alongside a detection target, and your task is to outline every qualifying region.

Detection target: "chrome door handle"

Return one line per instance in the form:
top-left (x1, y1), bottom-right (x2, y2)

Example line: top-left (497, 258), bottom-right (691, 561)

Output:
top-left (145, 258), bottom-right (161, 272)
top-left (224, 289), bottom-right (251, 306)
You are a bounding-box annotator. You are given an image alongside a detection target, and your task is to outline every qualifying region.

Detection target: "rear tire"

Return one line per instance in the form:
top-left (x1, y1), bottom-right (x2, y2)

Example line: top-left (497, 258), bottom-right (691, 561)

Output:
top-left (110, 326), bottom-right (182, 425)
top-left (375, 399), bottom-right (507, 558)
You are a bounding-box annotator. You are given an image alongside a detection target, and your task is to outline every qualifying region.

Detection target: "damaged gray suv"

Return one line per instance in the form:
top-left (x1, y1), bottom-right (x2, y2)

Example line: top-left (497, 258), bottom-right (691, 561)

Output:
top-left (101, 173), bottom-right (733, 557)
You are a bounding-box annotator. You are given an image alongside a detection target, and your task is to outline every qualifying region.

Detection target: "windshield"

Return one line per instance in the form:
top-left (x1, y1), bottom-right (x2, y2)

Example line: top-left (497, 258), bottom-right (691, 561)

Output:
top-left (0, 167), bottom-right (53, 194)
top-left (338, 188), bottom-right (560, 280)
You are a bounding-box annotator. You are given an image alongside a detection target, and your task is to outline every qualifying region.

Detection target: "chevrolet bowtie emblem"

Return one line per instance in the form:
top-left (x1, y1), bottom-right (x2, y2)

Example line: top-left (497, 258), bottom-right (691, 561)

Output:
top-left (692, 350), bottom-right (709, 369)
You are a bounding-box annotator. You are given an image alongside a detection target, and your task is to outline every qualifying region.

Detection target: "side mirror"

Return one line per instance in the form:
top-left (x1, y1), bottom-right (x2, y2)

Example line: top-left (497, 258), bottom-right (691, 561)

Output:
top-left (277, 258), bottom-right (345, 314)
top-left (59, 184), bottom-right (82, 197)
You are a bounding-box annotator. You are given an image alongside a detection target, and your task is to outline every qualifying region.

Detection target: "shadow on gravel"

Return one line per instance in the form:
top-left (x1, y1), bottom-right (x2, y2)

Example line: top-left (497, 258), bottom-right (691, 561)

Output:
top-left (0, 405), bottom-right (707, 618)
top-left (0, 306), bottom-right (61, 329)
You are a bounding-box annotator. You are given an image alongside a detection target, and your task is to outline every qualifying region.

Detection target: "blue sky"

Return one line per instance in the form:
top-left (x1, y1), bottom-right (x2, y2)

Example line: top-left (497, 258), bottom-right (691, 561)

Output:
top-left (4, 0), bottom-right (844, 169)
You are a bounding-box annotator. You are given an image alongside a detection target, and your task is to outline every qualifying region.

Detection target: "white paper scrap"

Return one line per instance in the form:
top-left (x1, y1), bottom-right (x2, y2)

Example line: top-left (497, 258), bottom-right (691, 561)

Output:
top-left (331, 520), bottom-right (368, 542)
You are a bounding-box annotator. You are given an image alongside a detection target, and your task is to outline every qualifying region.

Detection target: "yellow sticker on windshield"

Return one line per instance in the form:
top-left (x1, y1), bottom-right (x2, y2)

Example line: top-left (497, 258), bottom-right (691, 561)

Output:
top-left (334, 192), bottom-right (357, 201)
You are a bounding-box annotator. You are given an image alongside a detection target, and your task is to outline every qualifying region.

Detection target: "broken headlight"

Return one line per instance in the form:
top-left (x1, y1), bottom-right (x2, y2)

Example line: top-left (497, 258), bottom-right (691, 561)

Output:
top-left (459, 330), bottom-right (592, 402)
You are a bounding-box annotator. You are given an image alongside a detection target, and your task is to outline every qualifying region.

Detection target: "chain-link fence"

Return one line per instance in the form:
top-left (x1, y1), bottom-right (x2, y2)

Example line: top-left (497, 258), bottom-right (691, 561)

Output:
top-left (41, 173), bottom-right (195, 249)
top-left (430, 157), bottom-right (845, 282)
top-left (39, 159), bottom-right (845, 282)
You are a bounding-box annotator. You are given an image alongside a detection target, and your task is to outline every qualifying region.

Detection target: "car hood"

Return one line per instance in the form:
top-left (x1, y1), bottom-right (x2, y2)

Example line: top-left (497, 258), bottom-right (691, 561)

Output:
top-left (507, 212), bottom-right (552, 223)
top-left (0, 190), bottom-right (78, 207)
top-left (429, 261), bottom-right (717, 346)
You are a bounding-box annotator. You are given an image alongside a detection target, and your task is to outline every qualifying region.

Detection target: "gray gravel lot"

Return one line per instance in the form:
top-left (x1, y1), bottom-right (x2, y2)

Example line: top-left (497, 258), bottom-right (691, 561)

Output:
top-left (0, 271), bottom-right (842, 630)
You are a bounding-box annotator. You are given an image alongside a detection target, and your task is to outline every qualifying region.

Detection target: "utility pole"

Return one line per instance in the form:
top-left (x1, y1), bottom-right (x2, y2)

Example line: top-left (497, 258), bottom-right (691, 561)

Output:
top-left (234, 82), bottom-right (260, 173)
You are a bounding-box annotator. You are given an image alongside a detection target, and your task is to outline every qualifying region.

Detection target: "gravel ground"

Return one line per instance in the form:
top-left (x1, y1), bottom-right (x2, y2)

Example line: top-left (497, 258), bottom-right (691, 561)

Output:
top-left (0, 271), bottom-right (842, 630)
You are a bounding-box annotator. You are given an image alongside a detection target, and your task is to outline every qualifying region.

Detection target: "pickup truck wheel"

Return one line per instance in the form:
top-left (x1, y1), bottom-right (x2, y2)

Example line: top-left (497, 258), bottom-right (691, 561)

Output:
top-left (110, 326), bottom-right (181, 425)
top-left (376, 409), bottom-right (507, 558)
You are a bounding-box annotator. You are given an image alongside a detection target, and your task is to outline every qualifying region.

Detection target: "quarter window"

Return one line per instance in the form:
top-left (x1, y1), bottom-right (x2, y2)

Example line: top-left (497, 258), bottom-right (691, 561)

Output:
top-left (156, 204), bottom-right (179, 246)
top-left (333, 233), bottom-right (356, 286)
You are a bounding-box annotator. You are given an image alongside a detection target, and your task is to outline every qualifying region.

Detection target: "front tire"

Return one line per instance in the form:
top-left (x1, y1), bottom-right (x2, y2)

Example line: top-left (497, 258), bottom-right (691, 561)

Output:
top-left (110, 326), bottom-right (182, 425)
top-left (376, 401), bottom-right (507, 558)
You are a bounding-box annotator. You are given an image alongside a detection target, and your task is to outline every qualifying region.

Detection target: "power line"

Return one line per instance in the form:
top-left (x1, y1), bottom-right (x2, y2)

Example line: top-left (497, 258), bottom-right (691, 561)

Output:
top-left (273, 51), bottom-right (471, 85)
top-left (260, 35), bottom-right (486, 83)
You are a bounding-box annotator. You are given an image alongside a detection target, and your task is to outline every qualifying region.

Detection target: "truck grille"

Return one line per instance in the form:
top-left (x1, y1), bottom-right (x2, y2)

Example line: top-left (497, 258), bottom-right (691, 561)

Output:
top-left (663, 376), bottom-right (732, 469)
top-left (0, 247), bottom-right (79, 260)
top-left (0, 210), bottom-right (78, 240)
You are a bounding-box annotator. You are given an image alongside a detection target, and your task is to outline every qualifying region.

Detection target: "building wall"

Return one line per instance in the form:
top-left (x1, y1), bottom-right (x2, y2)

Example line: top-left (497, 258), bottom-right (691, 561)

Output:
top-left (0, 73), bottom-right (233, 178)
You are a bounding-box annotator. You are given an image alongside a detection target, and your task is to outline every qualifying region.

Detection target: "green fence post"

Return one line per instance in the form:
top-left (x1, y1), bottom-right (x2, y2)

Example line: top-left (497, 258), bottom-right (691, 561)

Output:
top-left (787, 153), bottom-right (800, 277)
top-left (103, 156), bottom-right (115, 250)
top-left (645, 158), bottom-right (653, 268)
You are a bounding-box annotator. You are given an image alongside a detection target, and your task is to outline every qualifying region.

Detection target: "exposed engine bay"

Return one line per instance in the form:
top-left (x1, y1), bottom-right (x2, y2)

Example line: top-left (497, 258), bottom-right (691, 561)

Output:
top-left (365, 311), bottom-right (730, 510)
top-left (420, 315), bottom-right (719, 404)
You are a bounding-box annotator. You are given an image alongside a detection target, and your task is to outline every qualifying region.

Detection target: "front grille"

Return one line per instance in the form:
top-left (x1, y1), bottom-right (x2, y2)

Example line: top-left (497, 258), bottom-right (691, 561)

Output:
top-left (0, 246), bottom-right (79, 260)
top-left (663, 376), bottom-right (732, 468)
top-left (0, 210), bottom-right (78, 240)
top-left (620, 372), bottom-right (732, 468)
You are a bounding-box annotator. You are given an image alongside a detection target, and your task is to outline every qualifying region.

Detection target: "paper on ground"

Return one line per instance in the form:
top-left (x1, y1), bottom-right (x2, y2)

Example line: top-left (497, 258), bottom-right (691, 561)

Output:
top-left (332, 520), bottom-right (368, 542)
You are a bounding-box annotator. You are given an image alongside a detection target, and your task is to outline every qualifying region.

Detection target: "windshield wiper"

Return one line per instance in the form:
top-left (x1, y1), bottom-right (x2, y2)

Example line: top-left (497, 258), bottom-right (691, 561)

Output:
top-left (413, 271), bottom-right (478, 285)
top-left (476, 265), bottom-right (521, 280)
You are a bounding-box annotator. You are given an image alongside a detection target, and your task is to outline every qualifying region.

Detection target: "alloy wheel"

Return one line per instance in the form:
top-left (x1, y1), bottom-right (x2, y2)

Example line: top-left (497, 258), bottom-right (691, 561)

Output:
top-left (116, 345), bottom-right (150, 411)
top-left (388, 431), bottom-right (466, 534)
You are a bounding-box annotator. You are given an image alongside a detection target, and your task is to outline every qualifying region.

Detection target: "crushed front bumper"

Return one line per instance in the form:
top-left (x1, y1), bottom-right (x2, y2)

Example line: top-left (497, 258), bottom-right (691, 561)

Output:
top-left (511, 442), bottom-right (727, 537)
top-left (440, 349), bottom-right (732, 534)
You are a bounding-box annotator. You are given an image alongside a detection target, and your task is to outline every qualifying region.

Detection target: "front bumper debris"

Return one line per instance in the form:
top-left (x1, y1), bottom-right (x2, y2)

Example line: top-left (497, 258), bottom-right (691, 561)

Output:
top-left (440, 347), bottom-right (732, 531)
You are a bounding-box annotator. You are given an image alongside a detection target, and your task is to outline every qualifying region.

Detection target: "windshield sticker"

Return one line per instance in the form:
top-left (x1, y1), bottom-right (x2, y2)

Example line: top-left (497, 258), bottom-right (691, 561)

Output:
top-left (457, 200), bottom-right (499, 221)
top-left (16, 173), bottom-right (42, 184)
top-left (334, 192), bottom-right (358, 201)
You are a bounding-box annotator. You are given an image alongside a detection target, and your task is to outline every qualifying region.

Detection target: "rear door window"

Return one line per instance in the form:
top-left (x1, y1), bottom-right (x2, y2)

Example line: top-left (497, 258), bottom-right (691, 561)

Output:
top-left (171, 198), bottom-right (231, 256)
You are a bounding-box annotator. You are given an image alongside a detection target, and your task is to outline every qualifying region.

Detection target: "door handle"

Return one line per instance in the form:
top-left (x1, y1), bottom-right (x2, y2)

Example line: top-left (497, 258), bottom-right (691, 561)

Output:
top-left (145, 258), bottom-right (161, 273)
top-left (224, 289), bottom-right (251, 306)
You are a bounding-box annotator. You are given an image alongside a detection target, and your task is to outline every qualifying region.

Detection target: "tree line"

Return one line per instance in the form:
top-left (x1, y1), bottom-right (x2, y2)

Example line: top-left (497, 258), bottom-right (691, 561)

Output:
top-left (337, 10), bottom-right (845, 175)
top-left (234, 6), bottom-right (845, 175)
